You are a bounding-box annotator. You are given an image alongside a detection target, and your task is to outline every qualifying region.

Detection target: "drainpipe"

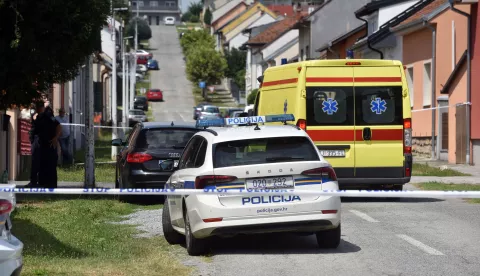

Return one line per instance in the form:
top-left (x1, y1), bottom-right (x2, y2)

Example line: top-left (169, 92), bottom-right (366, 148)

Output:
top-left (423, 19), bottom-right (437, 160)
top-left (355, 14), bottom-right (384, 59)
top-left (448, 0), bottom-right (471, 165)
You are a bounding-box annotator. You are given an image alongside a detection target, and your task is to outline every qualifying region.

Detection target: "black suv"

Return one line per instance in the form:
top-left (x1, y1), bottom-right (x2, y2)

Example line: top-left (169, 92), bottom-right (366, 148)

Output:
top-left (112, 121), bottom-right (200, 202)
top-left (134, 96), bottom-right (148, 111)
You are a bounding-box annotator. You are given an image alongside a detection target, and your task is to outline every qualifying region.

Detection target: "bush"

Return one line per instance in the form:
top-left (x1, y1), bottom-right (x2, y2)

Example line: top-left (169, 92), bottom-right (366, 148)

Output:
top-left (181, 12), bottom-right (192, 22)
top-left (248, 89), bottom-right (258, 105)
top-left (203, 8), bottom-right (212, 25)
top-left (190, 15), bottom-right (199, 23)
top-left (126, 17), bottom-right (152, 41)
top-left (180, 29), bottom-right (215, 54)
top-left (186, 44), bottom-right (227, 86)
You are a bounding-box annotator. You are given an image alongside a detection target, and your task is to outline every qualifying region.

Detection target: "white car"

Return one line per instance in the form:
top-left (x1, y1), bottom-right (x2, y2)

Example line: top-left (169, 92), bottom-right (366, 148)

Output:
top-left (161, 114), bottom-right (341, 256)
top-left (0, 184), bottom-right (23, 275)
top-left (164, 17), bottom-right (175, 25)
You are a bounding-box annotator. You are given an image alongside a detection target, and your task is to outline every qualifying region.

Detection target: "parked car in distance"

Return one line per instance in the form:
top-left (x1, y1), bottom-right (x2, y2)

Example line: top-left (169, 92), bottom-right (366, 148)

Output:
top-left (128, 109), bottom-right (148, 126)
top-left (199, 105), bottom-right (221, 119)
top-left (164, 16), bottom-right (175, 25)
top-left (136, 64), bottom-right (148, 73)
top-left (147, 59), bottom-right (159, 70)
top-left (193, 102), bottom-right (210, 120)
top-left (136, 49), bottom-right (153, 59)
top-left (111, 122), bottom-right (201, 202)
top-left (137, 55), bottom-right (149, 65)
top-left (134, 96), bottom-right (148, 111)
top-left (231, 110), bottom-right (244, 118)
top-left (224, 107), bottom-right (244, 118)
top-left (147, 89), bottom-right (163, 102)
top-left (0, 184), bottom-right (24, 276)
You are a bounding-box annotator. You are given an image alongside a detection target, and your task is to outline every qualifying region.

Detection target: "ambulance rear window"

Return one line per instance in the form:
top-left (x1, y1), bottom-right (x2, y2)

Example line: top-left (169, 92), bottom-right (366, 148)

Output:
top-left (306, 87), bottom-right (354, 126)
top-left (356, 86), bottom-right (403, 125)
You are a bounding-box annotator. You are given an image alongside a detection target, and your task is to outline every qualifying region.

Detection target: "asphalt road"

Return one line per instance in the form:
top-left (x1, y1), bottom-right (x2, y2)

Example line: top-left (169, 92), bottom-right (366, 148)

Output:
top-left (146, 25), bottom-right (480, 276)
top-left (148, 25), bottom-right (195, 123)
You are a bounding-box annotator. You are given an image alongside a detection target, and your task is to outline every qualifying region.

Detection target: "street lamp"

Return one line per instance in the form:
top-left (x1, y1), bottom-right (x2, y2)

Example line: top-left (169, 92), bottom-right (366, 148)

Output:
top-left (123, 36), bottom-right (133, 130)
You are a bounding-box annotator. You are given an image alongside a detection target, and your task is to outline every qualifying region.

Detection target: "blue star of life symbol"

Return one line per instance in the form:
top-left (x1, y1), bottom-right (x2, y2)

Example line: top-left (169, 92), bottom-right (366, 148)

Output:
top-left (284, 99), bottom-right (288, 114)
top-left (322, 98), bottom-right (338, 115)
top-left (370, 97), bottom-right (387, 114)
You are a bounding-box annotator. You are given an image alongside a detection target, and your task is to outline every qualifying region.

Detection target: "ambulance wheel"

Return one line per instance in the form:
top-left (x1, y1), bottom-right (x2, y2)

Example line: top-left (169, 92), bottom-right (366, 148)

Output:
top-left (185, 211), bottom-right (208, 256)
top-left (162, 200), bottom-right (184, 245)
top-left (316, 224), bottom-right (341, 249)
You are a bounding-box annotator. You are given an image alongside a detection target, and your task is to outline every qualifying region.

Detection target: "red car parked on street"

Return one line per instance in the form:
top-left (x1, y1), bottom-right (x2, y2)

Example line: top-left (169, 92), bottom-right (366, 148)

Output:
top-left (146, 89), bottom-right (163, 101)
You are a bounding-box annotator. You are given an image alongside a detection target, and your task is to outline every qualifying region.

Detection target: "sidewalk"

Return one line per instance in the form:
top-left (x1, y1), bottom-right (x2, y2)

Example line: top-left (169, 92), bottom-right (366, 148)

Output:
top-left (414, 158), bottom-right (480, 177)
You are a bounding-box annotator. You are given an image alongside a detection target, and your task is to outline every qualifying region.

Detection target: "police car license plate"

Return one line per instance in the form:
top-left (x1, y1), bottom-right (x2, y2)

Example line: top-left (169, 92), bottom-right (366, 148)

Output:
top-left (319, 150), bottom-right (345, 157)
top-left (246, 176), bottom-right (294, 189)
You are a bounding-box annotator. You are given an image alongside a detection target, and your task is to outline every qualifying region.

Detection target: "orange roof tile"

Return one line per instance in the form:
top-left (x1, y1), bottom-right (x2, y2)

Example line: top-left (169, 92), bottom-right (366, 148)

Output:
top-left (246, 14), bottom-right (304, 45)
top-left (395, 0), bottom-right (447, 28)
top-left (267, 5), bottom-right (295, 17)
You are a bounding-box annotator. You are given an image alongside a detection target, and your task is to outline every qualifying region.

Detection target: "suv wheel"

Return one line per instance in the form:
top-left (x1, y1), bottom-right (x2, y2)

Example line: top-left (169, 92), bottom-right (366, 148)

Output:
top-left (162, 199), bottom-right (184, 244)
top-left (316, 224), bottom-right (341, 249)
top-left (185, 211), bottom-right (208, 256)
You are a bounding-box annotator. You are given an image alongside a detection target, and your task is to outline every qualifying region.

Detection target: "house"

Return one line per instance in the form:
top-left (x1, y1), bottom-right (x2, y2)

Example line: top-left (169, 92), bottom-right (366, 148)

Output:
top-left (471, 1), bottom-right (480, 165)
top-left (350, 0), bottom-right (427, 60)
top-left (214, 2), bottom-right (279, 52)
top-left (315, 25), bottom-right (366, 59)
top-left (389, 0), bottom-right (478, 165)
top-left (267, 4), bottom-right (295, 17)
top-left (210, 0), bottom-right (249, 41)
top-left (242, 15), bottom-right (302, 95)
top-left (131, 0), bottom-right (182, 25)
top-left (290, 0), bottom-right (368, 61)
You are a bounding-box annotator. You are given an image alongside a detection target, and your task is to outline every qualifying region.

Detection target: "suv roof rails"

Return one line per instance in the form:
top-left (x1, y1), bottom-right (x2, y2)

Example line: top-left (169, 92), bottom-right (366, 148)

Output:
top-left (198, 128), bottom-right (218, 136)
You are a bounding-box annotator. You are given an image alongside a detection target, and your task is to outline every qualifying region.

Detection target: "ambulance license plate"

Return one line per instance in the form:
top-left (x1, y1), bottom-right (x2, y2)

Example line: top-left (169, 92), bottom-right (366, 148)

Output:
top-left (246, 176), bottom-right (294, 189)
top-left (320, 150), bottom-right (345, 157)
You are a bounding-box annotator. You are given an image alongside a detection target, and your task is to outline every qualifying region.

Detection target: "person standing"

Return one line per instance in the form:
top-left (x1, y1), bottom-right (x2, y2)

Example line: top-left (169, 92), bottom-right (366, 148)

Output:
top-left (26, 102), bottom-right (45, 187)
top-left (33, 106), bottom-right (62, 189)
top-left (55, 108), bottom-right (71, 164)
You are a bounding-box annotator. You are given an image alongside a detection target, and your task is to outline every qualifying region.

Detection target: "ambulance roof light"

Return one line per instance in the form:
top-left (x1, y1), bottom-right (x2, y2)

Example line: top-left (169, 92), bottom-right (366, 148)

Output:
top-left (346, 49), bottom-right (354, 59)
top-left (195, 114), bottom-right (296, 128)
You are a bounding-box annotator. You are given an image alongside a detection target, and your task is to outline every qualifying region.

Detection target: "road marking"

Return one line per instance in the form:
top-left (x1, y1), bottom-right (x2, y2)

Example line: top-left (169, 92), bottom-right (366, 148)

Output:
top-left (349, 210), bottom-right (379, 222)
top-left (396, 234), bottom-right (444, 255)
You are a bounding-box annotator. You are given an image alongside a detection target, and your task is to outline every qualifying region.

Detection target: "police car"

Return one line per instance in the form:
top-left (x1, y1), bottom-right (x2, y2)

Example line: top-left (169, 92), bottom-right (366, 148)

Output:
top-left (161, 114), bottom-right (341, 256)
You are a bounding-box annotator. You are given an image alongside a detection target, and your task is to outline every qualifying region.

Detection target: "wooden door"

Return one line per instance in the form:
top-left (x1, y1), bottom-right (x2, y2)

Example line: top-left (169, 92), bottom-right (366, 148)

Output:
top-left (455, 104), bottom-right (467, 164)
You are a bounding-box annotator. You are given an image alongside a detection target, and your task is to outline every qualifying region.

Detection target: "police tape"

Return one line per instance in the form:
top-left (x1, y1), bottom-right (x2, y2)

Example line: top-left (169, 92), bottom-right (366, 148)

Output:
top-left (1, 188), bottom-right (480, 198)
top-left (60, 123), bottom-right (132, 130)
top-left (411, 102), bottom-right (471, 113)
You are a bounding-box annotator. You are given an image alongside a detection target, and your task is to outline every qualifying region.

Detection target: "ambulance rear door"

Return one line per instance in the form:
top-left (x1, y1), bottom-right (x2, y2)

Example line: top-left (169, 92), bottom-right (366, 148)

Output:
top-left (352, 66), bottom-right (405, 179)
top-left (305, 66), bottom-right (355, 179)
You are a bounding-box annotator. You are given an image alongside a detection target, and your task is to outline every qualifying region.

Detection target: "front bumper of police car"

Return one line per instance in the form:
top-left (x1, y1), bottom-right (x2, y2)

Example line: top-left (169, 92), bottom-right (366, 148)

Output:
top-left (185, 181), bottom-right (341, 239)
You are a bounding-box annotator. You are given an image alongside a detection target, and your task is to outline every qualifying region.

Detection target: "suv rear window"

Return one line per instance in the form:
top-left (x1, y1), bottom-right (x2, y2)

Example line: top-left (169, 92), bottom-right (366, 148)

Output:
top-left (130, 110), bottom-right (145, 115)
top-left (306, 87), bottom-right (354, 126)
top-left (213, 136), bottom-right (319, 168)
top-left (135, 97), bottom-right (147, 103)
top-left (136, 128), bottom-right (197, 149)
top-left (205, 107), bottom-right (219, 113)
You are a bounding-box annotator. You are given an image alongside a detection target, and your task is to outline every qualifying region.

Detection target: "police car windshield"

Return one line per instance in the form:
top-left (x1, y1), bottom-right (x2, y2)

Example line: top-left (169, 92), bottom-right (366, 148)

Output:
top-left (213, 136), bottom-right (319, 168)
top-left (136, 128), bottom-right (197, 149)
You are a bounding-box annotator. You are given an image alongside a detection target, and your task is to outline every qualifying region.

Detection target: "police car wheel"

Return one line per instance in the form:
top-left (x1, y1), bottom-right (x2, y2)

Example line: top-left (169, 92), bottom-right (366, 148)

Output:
top-left (162, 200), bottom-right (184, 244)
top-left (185, 211), bottom-right (208, 256)
top-left (316, 224), bottom-right (341, 249)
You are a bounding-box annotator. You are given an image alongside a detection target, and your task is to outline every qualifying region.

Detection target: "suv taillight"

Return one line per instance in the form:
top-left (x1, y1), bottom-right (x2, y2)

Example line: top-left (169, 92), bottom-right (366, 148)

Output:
top-left (0, 200), bottom-right (12, 215)
top-left (296, 119), bottom-right (306, 130)
top-left (403, 118), bottom-right (412, 154)
top-left (194, 175), bottom-right (238, 189)
top-left (127, 153), bottom-right (153, 163)
top-left (301, 167), bottom-right (337, 182)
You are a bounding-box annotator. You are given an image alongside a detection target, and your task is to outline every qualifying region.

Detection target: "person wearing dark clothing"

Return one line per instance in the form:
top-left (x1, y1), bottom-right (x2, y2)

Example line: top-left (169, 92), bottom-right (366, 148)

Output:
top-left (27, 102), bottom-right (45, 187)
top-left (33, 106), bottom-right (62, 188)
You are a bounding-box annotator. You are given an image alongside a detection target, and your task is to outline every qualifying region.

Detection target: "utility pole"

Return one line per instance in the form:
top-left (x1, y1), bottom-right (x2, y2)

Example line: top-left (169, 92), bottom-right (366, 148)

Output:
top-left (131, 4), bottom-right (139, 109)
top-left (84, 54), bottom-right (95, 188)
top-left (111, 7), bottom-right (118, 160)
top-left (123, 36), bottom-right (132, 133)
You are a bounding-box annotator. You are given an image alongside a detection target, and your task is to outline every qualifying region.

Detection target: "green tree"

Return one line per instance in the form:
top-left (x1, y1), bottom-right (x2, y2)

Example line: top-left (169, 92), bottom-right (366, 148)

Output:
top-left (126, 16), bottom-right (152, 43)
top-left (234, 69), bottom-right (246, 91)
top-left (188, 1), bottom-right (203, 17)
top-left (186, 44), bottom-right (227, 86)
top-left (181, 11), bottom-right (192, 22)
top-left (224, 47), bottom-right (246, 90)
top-left (0, 0), bottom-right (110, 109)
top-left (180, 29), bottom-right (215, 54)
top-left (203, 8), bottom-right (212, 25)
top-left (190, 15), bottom-right (199, 23)
top-left (248, 89), bottom-right (258, 105)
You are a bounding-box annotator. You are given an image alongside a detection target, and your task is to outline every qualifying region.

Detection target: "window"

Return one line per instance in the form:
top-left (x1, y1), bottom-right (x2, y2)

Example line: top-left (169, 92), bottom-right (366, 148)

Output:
top-left (441, 112), bottom-right (449, 150)
top-left (368, 13), bottom-right (378, 35)
top-left (423, 62), bottom-right (432, 106)
top-left (356, 86), bottom-right (403, 125)
top-left (213, 137), bottom-right (319, 168)
top-left (136, 1), bottom-right (144, 6)
top-left (127, 125), bottom-right (141, 147)
top-left (406, 67), bottom-right (414, 107)
top-left (205, 106), bottom-right (219, 113)
top-left (194, 140), bottom-right (208, 168)
top-left (136, 128), bottom-right (197, 149)
top-left (149, 1), bottom-right (158, 6)
top-left (179, 136), bottom-right (203, 169)
top-left (129, 110), bottom-right (145, 115)
top-left (306, 87), bottom-right (354, 125)
top-left (166, 1), bottom-right (175, 7)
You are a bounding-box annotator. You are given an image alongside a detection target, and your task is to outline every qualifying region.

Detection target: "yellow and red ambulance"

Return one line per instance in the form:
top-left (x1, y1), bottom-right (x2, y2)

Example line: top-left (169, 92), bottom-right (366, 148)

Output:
top-left (253, 59), bottom-right (412, 190)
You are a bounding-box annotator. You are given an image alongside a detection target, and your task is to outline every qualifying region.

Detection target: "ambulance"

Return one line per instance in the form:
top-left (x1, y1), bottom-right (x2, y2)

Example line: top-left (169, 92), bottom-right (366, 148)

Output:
top-left (253, 59), bottom-right (412, 190)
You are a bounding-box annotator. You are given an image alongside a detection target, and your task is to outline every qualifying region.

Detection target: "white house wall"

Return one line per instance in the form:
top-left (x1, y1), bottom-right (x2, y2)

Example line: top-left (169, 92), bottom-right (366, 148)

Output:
top-left (230, 33), bottom-right (251, 50)
top-left (378, 0), bottom-right (419, 26)
top-left (298, 25), bottom-right (310, 60)
top-left (273, 41), bottom-right (299, 65)
top-left (224, 12), bottom-right (263, 42)
top-left (261, 29), bottom-right (299, 59)
top-left (229, 13), bottom-right (277, 50)
top-left (101, 28), bottom-right (116, 61)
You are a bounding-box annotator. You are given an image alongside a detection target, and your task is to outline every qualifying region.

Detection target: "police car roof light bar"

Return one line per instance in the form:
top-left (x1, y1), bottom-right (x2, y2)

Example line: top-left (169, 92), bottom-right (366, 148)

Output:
top-left (196, 114), bottom-right (296, 129)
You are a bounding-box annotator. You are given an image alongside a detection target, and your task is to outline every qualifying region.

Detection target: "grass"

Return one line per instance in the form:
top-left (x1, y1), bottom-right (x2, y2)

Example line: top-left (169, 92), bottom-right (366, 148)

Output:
top-left (74, 132), bottom-right (114, 164)
top-left (412, 163), bottom-right (471, 177)
top-left (57, 164), bottom-right (116, 183)
top-left (11, 199), bottom-right (191, 276)
top-left (414, 182), bottom-right (480, 204)
top-left (176, 22), bottom-right (203, 33)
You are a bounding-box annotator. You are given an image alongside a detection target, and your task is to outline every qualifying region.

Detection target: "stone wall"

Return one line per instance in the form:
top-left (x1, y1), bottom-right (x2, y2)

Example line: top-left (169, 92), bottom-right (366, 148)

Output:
top-left (413, 137), bottom-right (435, 159)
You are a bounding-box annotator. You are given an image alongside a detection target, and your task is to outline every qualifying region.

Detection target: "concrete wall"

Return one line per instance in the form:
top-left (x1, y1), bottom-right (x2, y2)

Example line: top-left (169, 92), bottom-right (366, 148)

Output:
top-left (273, 41), bottom-right (299, 65)
top-left (327, 27), bottom-right (366, 59)
top-left (261, 29), bottom-right (298, 59)
top-left (471, 4), bottom-right (480, 141)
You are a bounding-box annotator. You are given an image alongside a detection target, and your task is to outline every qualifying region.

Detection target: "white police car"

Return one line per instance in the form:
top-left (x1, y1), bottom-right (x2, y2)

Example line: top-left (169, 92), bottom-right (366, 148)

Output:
top-left (161, 114), bottom-right (341, 256)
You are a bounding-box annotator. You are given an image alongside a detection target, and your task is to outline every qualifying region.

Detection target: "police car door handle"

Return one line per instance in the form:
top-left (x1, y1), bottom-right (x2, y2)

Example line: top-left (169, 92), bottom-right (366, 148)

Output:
top-left (363, 127), bottom-right (372, 141)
